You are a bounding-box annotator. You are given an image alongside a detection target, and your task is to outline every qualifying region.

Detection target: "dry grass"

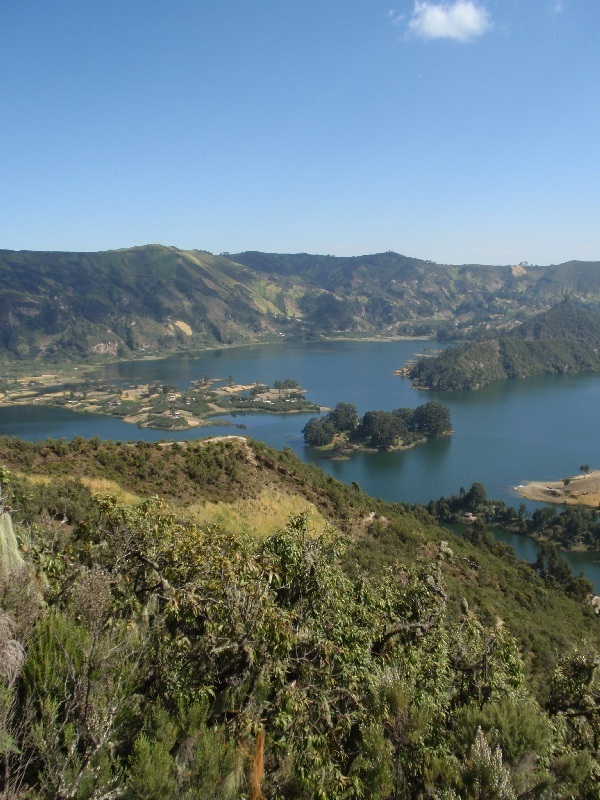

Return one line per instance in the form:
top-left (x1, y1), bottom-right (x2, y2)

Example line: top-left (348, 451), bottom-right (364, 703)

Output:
top-left (16, 473), bottom-right (141, 506)
top-left (15, 471), bottom-right (326, 539)
top-left (187, 487), bottom-right (330, 539)
top-left (516, 470), bottom-right (600, 508)
top-left (173, 320), bottom-right (193, 336)
top-left (80, 477), bottom-right (141, 505)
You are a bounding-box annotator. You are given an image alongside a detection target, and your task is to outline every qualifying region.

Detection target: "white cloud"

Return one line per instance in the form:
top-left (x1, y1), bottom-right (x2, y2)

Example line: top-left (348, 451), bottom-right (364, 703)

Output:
top-left (552, 1), bottom-right (564, 12)
top-left (408, 1), bottom-right (491, 42)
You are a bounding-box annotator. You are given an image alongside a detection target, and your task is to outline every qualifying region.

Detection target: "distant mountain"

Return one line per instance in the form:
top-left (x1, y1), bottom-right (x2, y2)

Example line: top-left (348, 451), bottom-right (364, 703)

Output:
top-left (408, 299), bottom-right (600, 390)
top-left (2, 244), bottom-right (600, 363)
top-left (0, 245), bottom-right (302, 362)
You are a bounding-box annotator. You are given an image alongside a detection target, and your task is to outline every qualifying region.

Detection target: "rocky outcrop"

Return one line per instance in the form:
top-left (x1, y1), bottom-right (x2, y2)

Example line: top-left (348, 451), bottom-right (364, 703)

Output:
top-left (0, 511), bottom-right (24, 573)
top-left (89, 341), bottom-right (119, 356)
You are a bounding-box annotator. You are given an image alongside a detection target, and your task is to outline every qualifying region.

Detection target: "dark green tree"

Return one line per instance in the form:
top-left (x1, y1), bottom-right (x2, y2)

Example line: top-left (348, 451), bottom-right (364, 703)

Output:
top-left (465, 482), bottom-right (487, 513)
top-left (326, 402), bottom-right (358, 432)
top-left (412, 400), bottom-right (452, 436)
top-left (302, 417), bottom-right (335, 447)
top-left (358, 411), bottom-right (405, 449)
top-left (534, 541), bottom-right (572, 586)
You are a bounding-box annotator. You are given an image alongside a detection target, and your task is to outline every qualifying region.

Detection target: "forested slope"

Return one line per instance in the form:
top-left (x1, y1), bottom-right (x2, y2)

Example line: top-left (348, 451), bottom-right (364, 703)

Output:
top-left (1, 436), bottom-right (599, 798)
top-left (409, 299), bottom-right (600, 390)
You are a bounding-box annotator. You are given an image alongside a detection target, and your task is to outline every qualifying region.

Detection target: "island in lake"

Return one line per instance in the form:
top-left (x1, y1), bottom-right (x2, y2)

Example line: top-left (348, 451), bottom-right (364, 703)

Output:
top-left (516, 469), bottom-right (600, 508)
top-left (302, 400), bottom-right (452, 455)
top-left (0, 374), bottom-right (320, 430)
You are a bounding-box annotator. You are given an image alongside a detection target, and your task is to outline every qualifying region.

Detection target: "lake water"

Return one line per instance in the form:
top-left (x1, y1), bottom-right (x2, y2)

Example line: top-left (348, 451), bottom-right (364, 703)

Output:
top-left (2, 339), bottom-right (600, 589)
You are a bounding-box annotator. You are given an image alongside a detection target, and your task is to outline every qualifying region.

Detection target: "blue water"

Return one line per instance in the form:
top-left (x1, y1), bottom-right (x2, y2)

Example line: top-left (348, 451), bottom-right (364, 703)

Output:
top-left (2, 339), bottom-right (600, 589)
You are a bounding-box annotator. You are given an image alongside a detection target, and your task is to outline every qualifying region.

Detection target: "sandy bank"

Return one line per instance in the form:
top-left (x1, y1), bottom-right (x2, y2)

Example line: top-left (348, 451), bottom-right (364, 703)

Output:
top-left (516, 471), bottom-right (600, 507)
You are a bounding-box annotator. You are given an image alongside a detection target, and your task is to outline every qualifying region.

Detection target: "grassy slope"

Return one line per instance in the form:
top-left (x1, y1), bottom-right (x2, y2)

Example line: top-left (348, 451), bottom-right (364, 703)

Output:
top-left (1, 434), bottom-right (598, 692)
top-left (0, 246), bottom-right (306, 361)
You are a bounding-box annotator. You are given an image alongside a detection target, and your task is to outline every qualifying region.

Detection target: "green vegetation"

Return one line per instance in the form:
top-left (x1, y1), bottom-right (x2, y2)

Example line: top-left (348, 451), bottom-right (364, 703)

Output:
top-left (4, 246), bottom-right (600, 367)
top-left (424, 483), bottom-right (596, 598)
top-left (409, 300), bottom-right (600, 390)
top-left (303, 401), bottom-right (452, 451)
top-left (1, 439), bottom-right (599, 799)
top-left (0, 375), bottom-right (318, 430)
top-left (527, 505), bottom-right (600, 549)
top-left (426, 481), bottom-right (600, 552)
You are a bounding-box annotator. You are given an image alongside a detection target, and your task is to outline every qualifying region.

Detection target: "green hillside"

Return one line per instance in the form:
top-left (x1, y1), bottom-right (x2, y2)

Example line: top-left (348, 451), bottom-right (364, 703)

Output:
top-left (409, 299), bottom-right (600, 390)
top-left (3, 245), bottom-right (600, 366)
top-left (0, 245), bottom-right (305, 362)
top-left (1, 435), bottom-right (599, 798)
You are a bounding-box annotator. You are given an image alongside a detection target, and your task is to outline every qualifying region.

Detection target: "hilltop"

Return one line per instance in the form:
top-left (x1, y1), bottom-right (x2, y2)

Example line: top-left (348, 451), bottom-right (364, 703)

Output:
top-left (3, 245), bottom-right (600, 366)
top-left (408, 299), bottom-right (600, 390)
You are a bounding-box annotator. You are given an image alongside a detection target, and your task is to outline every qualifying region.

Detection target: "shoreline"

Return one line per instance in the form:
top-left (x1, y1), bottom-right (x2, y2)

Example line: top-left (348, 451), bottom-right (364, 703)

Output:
top-left (0, 376), bottom-right (320, 432)
top-left (516, 470), bottom-right (600, 508)
top-left (0, 334), bottom-right (433, 382)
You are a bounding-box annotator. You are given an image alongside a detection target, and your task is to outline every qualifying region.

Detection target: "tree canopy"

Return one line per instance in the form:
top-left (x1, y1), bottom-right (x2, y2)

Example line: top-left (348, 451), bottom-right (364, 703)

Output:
top-left (303, 401), bottom-right (452, 450)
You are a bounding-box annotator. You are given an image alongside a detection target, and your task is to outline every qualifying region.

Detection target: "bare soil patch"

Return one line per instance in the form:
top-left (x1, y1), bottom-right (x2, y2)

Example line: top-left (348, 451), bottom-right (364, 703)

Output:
top-left (516, 471), bottom-right (600, 507)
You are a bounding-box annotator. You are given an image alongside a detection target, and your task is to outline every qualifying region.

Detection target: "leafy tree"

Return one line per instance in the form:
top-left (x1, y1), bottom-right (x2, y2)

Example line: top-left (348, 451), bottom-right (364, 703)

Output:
top-left (302, 417), bottom-right (335, 446)
top-left (325, 401), bottom-right (358, 432)
top-left (275, 377), bottom-right (299, 389)
top-left (357, 410), bottom-right (405, 449)
top-left (412, 400), bottom-right (452, 436)
top-left (392, 407), bottom-right (415, 429)
top-left (534, 541), bottom-right (572, 586)
top-left (464, 482), bottom-right (487, 513)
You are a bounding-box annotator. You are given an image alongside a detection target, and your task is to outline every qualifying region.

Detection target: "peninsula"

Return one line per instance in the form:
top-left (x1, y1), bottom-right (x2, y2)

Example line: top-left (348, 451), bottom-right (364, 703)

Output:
top-left (406, 299), bottom-right (600, 391)
top-left (0, 374), bottom-right (319, 430)
top-left (516, 470), bottom-right (600, 508)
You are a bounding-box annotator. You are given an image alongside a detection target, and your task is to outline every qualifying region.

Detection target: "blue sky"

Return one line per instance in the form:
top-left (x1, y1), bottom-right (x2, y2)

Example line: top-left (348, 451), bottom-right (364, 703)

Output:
top-left (1, 0), bottom-right (599, 264)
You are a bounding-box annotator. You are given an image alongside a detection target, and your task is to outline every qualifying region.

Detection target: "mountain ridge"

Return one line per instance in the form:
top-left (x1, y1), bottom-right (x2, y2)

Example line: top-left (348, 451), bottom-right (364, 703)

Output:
top-left (2, 244), bottom-right (600, 364)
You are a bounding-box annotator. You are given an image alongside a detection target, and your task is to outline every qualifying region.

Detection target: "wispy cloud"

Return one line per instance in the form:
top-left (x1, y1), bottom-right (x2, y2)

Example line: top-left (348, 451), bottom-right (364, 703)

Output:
top-left (407, 1), bottom-right (492, 42)
top-left (552, 1), bottom-right (564, 12)
top-left (388, 8), bottom-right (405, 26)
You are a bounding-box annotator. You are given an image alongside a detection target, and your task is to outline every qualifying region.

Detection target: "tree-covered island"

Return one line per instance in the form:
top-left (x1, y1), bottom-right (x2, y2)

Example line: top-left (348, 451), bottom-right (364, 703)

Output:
top-left (0, 374), bottom-right (319, 430)
top-left (303, 400), bottom-right (452, 453)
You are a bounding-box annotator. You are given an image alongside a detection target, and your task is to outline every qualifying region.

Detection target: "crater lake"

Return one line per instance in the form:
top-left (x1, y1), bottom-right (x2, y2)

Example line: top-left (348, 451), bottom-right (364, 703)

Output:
top-left (2, 339), bottom-right (600, 589)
